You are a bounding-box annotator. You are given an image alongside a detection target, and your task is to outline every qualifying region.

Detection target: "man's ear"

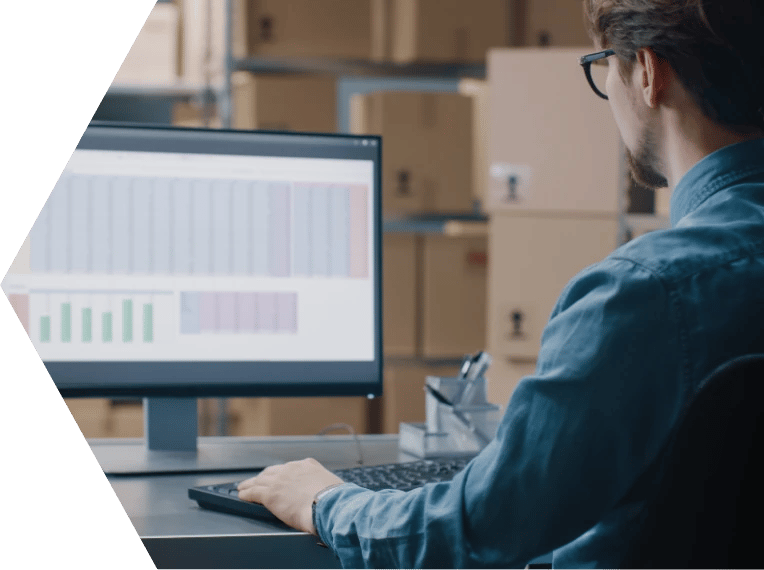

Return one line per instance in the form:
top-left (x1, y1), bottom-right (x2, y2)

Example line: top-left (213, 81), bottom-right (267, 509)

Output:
top-left (636, 47), bottom-right (670, 109)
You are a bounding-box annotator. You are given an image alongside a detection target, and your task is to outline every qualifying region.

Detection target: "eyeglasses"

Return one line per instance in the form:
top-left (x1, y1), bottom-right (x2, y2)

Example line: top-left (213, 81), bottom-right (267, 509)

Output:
top-left (579, 49), bottom-right (615, 100)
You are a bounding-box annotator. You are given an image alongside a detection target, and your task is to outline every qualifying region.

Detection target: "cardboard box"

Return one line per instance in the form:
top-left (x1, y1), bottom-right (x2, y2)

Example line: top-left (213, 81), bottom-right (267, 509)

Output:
top-left (386, 0), bottom-right (510, 63)
top-left (65, 398), bottom-right (111, 438)
top-left (171, 101), bottom-right (221, 128)
top-left (107, 400), bottom-right (144, 438)
top-left (113, 2), bottom-right (180, 84)
top-left (227, 397), bottom-right (368, 436)
top-left (458, 79), bottom-right (490, 207)
top-left (486, 213), bottom-right (618, 362)
top-left (487, 48), bottom-right (622, 215)
top-left (655, 186), bottom-right (671, 218)
top-left (231, 73), bottom-right (337, 132)
top-left (232, 0), bottom-right (510, 63)
top-left (351, 91), bottom-right (474, 215)
top-left (420, 234), bottom-right (488, 359)
top-left (383, 234), bottom-right (418, 357)
top-left (380, 362), bottom-right (459, 434)
top-left (525, 0), bottom-right (593, 47)
top-left (485, 357), bottom-right (537, 408)
top-left (237, 0), bottom-right (376, 60)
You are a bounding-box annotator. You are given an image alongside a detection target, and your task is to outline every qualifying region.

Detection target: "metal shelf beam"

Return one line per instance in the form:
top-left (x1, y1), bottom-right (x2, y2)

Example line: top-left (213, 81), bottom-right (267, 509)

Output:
top-left (232, 56), bottom-right (486, 79)
top-left (106, 82), bottom-right (219, 99)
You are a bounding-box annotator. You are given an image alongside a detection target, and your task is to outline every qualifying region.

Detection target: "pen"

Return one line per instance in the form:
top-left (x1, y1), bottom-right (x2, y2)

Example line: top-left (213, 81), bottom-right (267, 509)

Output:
top-left (459, 354), bottom-right (472, 380)
top-left (425, 383), bottom-right (454, 406)
top-left (457, 352), bottom-right (492, 405)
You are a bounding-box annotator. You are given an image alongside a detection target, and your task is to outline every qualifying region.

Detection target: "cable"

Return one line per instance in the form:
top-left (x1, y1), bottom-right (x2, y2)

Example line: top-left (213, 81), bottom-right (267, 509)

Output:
top-left (316, 423), bottom-right (364, 465)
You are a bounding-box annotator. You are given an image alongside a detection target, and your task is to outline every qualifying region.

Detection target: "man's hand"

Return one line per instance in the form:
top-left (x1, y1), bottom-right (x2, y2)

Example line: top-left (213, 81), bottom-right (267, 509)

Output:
top-left (237, 458), bottom-right (344, 534)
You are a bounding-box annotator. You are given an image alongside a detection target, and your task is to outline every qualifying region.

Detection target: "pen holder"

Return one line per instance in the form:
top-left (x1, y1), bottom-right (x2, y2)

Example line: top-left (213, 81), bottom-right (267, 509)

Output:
top-left (399, 375), bottom-right (502, 458)
top-left (424, 375), bottom-right (488, 433)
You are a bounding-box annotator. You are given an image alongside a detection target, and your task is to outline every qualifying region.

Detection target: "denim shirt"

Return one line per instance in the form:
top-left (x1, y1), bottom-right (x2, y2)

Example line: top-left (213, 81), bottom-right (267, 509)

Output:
top-left (315, 137), bottom-right (764, 569)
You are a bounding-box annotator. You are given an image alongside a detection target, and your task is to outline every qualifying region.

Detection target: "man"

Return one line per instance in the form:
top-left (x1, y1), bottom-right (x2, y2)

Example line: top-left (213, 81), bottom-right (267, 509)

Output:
top-left (238, 0), bottom-right (764, 567)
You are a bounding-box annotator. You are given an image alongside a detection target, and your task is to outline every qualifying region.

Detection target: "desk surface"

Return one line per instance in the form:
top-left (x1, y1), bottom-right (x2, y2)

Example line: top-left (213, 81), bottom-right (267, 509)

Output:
top-left (100, 435), bottom-right (404, 569)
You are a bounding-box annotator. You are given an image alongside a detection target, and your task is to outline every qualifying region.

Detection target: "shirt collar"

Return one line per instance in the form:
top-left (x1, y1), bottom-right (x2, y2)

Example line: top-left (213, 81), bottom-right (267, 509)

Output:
top-left (670, 137), bottom-right (764, 227)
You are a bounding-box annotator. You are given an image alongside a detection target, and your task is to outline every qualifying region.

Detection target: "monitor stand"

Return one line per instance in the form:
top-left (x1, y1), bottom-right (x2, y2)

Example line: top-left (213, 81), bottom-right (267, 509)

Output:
top-left (91, 398), bottom-right (286, 476)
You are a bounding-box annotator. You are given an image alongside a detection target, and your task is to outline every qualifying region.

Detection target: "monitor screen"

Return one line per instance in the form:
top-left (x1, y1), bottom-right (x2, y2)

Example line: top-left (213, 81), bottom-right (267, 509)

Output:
top-left (2, 123), bottom-right (383, 399)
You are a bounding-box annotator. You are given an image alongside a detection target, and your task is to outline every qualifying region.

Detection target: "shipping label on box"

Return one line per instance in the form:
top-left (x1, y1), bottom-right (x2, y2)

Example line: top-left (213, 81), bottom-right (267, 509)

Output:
top-left (487, 48), bottom-right (622, 215)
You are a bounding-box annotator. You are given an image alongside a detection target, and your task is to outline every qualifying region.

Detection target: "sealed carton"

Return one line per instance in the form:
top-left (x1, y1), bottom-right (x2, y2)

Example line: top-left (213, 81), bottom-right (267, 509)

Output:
top-left (420, 234), bottom-right (488, 358)
top-left (239, 0), bottom-right (376, 60)
top-left (383, 234), bottom-right (418, 357)
top-left (231, 72), bottom-right (337, 132)
top-left (351, 91), bottom-right (474, 215)
top-left (487, 48), bottom-right (622, 215)
top-left (227, 397), bottom-right (368, 436)
top-left (386, 0), bottom-right (510, 62)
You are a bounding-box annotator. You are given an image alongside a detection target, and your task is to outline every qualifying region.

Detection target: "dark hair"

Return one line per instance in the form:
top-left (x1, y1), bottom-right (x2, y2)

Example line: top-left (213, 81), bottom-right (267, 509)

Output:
top-left (583, 0), bottom-right (764, 133)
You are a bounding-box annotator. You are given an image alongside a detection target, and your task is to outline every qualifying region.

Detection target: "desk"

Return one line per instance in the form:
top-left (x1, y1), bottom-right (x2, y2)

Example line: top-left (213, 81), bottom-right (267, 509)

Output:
top-left (100, 435), bottom-right (403, 569)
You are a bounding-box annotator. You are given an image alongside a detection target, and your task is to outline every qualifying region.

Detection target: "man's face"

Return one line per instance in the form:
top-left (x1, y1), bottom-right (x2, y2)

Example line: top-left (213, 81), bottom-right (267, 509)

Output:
top-left (605, 55), bottom-right (669, 189)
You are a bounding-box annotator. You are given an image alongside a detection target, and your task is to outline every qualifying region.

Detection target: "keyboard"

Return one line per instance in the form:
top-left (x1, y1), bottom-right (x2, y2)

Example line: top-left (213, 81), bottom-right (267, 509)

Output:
top-left (189, 456), bottom-right (472, 522)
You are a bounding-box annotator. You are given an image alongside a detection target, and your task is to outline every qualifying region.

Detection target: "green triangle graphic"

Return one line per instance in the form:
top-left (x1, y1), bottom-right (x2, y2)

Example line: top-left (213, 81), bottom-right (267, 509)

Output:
top-left (0, 0), bottom-right (160, 570)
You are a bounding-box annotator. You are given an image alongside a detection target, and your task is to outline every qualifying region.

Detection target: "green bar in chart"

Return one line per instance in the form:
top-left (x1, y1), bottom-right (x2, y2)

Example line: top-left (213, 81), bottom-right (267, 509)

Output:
top-left (40, 316), bottom-right (51, 343)
top-left (82, 308), bottom-right (92, 343)
top-left (61, 303), bottom-right (71, 343)
top-left (102, 312), bottom-right (113, 342)
top-left (143, 303), bottom-right (153, 342)
top-left (123, 300), bottom-right (133, 342)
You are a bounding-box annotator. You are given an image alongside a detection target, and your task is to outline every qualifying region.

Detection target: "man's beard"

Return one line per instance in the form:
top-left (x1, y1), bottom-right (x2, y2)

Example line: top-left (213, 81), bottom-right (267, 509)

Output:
top-left (626, 125), bottom-right (668, 190)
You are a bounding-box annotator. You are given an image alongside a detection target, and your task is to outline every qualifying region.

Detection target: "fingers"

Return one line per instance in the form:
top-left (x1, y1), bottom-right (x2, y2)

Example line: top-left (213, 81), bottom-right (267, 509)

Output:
top-left (237, 474), bottom-right (261, 491)
top-left (237, 463), bottom-right (279, 491)
top-left (237, 482), bottom-right (265, 504)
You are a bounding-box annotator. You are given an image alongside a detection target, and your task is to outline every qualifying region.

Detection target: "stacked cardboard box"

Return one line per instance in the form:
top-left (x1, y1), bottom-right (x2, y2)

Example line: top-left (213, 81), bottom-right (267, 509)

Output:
top-left (379, 0), bottom-right (511, 63)
top-left (524, 0), bottom-right (594, 47)
top-left (383, 233), bottom-right (488, 359)
top-left (485, 48), bottom-right (622, 406)
top-left (226, 397), bottom-right (369, 436)
top-left (383, 234), bottom-right (418, 357)
top-left (172, 73), bottom-right (338, 131)
top-left (352, 91), bottom-right (474, 215)
top-left (65, 399), bottom-right (223, 439)
top-left (66, 399), bottom-right (138, 439)
top-left (378, 363), bottom-right (460, 434)
top-left (230, 0), bottom-right (510, 63)
top-left (171, 101), bottom-right (221, 128)
top-left (458, 79), bottom-right (490, 208)
top-left (655, 187), bottom-right (671, 218)
top-left (231, 73), bottom-right (337, 132)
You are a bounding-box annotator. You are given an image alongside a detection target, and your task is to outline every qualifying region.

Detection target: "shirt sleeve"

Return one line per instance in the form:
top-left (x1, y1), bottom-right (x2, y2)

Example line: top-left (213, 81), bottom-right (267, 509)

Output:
top-left (315, 257), bottom-right (687, 568)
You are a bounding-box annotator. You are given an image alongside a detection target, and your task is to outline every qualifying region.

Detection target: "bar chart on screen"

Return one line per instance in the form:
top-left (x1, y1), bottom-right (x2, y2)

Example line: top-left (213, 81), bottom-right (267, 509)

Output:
top-left (2, 147), bottom-right (376, 363)
top-left (27, 289), bottom-right (174, 348)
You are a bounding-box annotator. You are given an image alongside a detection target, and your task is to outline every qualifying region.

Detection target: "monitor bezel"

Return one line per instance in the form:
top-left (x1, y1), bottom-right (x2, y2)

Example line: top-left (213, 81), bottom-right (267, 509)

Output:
top-left (45, 122), bottom-right (383, 399)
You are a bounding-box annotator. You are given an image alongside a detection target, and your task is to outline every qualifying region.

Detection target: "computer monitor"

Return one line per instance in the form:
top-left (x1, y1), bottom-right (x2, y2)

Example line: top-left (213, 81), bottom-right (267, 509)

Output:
top-left (2, 123), bottom-right (382, 472)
